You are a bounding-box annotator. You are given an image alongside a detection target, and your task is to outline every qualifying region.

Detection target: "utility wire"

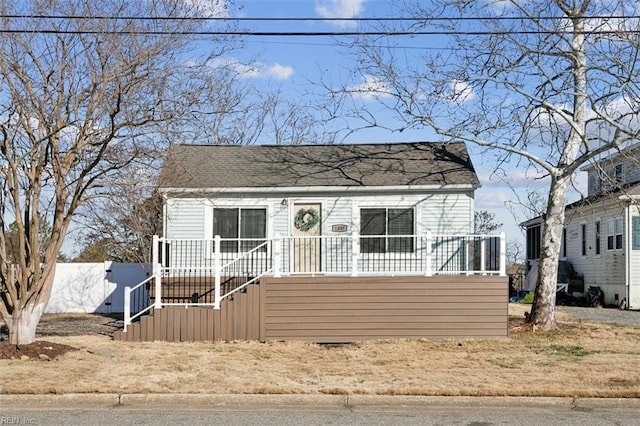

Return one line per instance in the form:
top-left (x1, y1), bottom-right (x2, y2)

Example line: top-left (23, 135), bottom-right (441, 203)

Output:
top-left (1, 29), bottom-right (638, 36)
top-left (2, 14), bottom-right (639, 22)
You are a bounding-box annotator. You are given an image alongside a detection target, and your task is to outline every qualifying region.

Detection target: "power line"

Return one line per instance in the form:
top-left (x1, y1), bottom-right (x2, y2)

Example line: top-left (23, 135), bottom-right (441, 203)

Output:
top-left (1, 29), bottom-right (638, 36)
top-left (1, 14), bottom-right (639, 22)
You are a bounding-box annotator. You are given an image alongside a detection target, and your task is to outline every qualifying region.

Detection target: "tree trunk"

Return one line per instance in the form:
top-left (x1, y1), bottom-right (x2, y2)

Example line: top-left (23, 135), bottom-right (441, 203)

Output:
top-left (528, 175), bottom-right (572, 330)
top-left (8, 302), bottom-right (47, 345)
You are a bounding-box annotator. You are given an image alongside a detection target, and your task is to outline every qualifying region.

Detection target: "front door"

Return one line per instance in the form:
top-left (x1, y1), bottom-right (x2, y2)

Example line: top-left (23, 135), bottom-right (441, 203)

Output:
top-left (292, 203), bottom-right (322, 273)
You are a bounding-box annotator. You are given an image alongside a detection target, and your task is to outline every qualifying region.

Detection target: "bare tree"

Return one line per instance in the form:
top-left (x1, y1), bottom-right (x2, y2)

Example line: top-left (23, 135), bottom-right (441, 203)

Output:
top-left (330, 0), bottom-right (640, 330)
top-left (0, 0), bottom-right (241, 344)
top-left (73, 190), bottom-right (163, 264)
top-left (474, 210), bottom-right (502, 235)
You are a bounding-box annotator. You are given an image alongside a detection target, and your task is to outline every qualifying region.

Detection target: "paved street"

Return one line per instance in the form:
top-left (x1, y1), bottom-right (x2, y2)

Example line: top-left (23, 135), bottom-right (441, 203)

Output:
top-left (2, 401), bottom-right (640, 426)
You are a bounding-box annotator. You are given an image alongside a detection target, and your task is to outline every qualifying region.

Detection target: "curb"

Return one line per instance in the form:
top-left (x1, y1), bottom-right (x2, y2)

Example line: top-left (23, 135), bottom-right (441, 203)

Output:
top-left (1, 394), bottom-right (639, 410)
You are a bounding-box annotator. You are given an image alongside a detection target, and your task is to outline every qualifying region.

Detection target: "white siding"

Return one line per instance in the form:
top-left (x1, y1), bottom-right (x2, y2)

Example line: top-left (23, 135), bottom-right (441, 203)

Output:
top-left (628, 205), bottom-right (640, 309)
top-left (585, 153), bottom-right (640, 197)
top-left (165, 190), bottom-right (475, 240)
top-left (164, 190), bottom-right (475, 275)
top-left (165, 198), bottom-right (206, 239)
top-left (562, 201), bottom-right (627, 305)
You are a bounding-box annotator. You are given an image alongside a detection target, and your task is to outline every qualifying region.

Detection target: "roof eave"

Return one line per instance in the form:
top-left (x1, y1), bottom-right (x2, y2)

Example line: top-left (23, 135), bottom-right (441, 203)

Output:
top-left (159, 183), bottom-right (479, 195)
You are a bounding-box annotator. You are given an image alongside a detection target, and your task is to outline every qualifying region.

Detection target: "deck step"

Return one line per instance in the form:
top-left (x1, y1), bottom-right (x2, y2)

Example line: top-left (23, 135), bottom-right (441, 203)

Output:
top-left (114, 283), bottom-right (261, 342)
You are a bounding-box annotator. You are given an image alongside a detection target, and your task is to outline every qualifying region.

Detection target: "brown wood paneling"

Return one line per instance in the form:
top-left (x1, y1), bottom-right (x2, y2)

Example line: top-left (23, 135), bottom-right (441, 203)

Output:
top-left (141, 316), bottom-right (153, 341)
top-left (114, 278), bottom-right (506, 343)
top-left (161, 308), bottom-right (170, 342)
top-left (259, 278), bottom-right (267, 341)
top-left (171, 309), bottom-right (180, 342)
top-left (262, 275), bottom-right (508, 342)
top-left (213, 306), bottom-right (222, 340)
top-left (248, 284), bottom-right (260, 340)
top-left (235, 292), bottom-right (244, 340)
top-left (226, 297), bottom-right (234, 340)
top-left (153, 309), bottom-right (161, 341)
top-left (132, 322), bottom-right (140, 342)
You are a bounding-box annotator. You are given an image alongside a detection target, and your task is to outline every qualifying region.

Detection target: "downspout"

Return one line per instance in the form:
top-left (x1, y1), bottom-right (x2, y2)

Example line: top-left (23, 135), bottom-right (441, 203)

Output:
top-left (620, 194), bottom-right (636, 309)
top-left (625, 201), bottom-right (631, 308)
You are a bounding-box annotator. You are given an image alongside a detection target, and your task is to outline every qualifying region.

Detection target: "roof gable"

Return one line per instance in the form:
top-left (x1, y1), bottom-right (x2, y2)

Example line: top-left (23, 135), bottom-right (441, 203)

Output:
top-left (159, 142), bottom-right (479, 190)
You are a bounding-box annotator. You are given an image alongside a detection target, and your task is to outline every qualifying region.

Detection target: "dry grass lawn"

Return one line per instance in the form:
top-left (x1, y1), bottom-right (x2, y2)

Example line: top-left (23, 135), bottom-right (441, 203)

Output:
top-left (1, 304), bottom-right (639, 397)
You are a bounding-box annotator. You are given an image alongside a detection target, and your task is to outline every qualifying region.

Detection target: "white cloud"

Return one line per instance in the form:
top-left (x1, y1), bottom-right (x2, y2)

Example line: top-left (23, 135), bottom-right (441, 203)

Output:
top-left (315, 0), bottom-right (365, 28)
top-left (264, 63), bottom-right (295, 80)
top-left (182, 0), bottom-right (228, 18)
top-left (448, 80), bottom-right (476, 103)
top-left (346, 75), bottom-right (392, 101)
top-left (209, 58), bottom-right (294, 80)
top-left (487, 0), bottom-right (516, 15)
top-left (475, 188), bottom-right (513, 209)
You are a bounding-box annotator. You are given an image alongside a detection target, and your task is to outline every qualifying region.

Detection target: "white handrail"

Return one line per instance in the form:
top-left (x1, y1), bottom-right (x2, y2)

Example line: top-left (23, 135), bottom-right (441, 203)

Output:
top-left (123, 273), bottom-right (156, 331)
top-left (124, 233), bottom-right (505, 330)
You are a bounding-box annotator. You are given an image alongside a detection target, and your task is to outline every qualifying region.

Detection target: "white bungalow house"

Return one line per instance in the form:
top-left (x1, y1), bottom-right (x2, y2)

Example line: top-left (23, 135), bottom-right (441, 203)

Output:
top-left (116, 142), bottom-right (508, 343)
top-left (158, 142), bottom-right (488, 271)
top-left (522, 145), bottom-right (640, 310)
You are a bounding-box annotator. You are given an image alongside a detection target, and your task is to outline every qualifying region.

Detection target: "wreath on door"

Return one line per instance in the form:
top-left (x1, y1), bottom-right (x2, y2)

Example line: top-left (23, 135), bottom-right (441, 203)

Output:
top-left (294, 207), bottom-right (320, 232)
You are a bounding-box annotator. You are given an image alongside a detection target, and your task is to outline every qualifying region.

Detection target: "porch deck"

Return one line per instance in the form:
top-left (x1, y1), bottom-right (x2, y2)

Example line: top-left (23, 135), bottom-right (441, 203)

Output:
top-left (114, 275), bottom-right (508, 343)
top-left (116, 233), bottom-right (507, 342)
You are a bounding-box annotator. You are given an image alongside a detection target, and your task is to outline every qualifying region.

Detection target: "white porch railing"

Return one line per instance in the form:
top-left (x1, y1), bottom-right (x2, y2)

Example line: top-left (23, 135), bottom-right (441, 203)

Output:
top-left (123, 232), bottom-right (506, 330)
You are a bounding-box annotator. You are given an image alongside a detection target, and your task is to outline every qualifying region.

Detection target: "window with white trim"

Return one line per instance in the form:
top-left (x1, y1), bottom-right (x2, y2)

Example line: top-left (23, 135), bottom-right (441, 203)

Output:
top-left (360, 208), bottom-right (414, 253)
top-left (606, 217), bottom-right (623, 250)
top-left (213, 208), bottom-right (266, 252)
top-left (581, 224), bottom-right (587, 256)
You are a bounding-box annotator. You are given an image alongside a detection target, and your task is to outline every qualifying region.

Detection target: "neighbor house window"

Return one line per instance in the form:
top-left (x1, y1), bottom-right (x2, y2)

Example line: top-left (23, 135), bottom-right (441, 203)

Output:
top-left (581, 224), bottom-right (587, 256)
top-left (562, 228), bottom-right (567, 258)
top-left (213, 208), bottom-right (266, 252)
top-left (594, 221), bottom-right (601, 255)
top-left (526, 225), bottom-right (541, 260)
top-left (360, 208), bottom-right (414, 253)
top-left (607, 218), bottom-right (623, 250)
top-left (614, 163), bottom-right (624, 184)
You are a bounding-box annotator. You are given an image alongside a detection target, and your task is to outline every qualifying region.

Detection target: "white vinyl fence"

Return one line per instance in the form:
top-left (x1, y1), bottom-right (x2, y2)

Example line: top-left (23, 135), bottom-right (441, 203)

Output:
top-left (46, 262), bottom-right (149, 314)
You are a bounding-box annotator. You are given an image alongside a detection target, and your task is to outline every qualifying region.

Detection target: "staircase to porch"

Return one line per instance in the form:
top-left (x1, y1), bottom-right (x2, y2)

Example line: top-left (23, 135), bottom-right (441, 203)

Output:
top-left (113, 281), bottom-right (262, 342)
top-left (115, 233), bottom-right (507, 342)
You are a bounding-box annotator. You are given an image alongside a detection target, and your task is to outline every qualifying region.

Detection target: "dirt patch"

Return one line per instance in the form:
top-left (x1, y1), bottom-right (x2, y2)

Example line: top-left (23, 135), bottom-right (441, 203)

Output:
top-left (0, 313), bottom-right (122, 361)
top-left (0, 341), bottom-right (77, 361)
top-left (0, 313), bottom-right (123, 341)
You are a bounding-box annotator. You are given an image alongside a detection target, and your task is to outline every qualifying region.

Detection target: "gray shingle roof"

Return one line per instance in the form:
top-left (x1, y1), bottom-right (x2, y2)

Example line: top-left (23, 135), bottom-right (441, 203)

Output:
top-left (158, 142), bottom-right (479, 189)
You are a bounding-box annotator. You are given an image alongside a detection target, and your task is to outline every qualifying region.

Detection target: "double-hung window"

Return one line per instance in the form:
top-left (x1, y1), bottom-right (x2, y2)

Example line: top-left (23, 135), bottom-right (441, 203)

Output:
top-left (213, 208), bottom-right (267, 252)
top-left (607, 218), bottom-right (623, 250)
top-left (360, 208), bottom-right (414, 253)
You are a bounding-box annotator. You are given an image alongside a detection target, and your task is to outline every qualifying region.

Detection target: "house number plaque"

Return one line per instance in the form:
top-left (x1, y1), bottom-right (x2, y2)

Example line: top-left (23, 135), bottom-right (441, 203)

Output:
top-left (331, 224), bottom-right (348, 233)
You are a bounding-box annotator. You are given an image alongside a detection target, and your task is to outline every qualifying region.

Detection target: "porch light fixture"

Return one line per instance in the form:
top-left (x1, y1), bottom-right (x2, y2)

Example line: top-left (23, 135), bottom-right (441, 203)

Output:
top-left (281, 198), bottom-right (288, 205)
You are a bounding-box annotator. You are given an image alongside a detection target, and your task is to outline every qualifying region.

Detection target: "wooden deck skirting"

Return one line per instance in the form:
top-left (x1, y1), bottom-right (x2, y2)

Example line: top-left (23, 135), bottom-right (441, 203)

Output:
top-left (114, 284), bottom-right (262, 342)
top-left (261, 275), bottom-right (508, 343)
top-left (114, 275), bottom-right (508, 343)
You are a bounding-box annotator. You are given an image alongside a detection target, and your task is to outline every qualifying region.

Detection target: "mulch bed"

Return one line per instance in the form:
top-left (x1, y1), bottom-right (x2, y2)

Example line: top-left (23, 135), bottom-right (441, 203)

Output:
top-left (0, 341), bottom-right (77, 361)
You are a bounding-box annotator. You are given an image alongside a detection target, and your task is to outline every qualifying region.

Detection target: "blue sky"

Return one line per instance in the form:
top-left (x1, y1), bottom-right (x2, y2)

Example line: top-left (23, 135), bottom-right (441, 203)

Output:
top-left (192, 0), bottom-right (572, 249)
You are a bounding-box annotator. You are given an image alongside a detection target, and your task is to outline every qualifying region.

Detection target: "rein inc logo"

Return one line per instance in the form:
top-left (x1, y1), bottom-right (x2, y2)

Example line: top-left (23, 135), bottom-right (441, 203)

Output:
top-left (0, 418), bottom-right (36, 425)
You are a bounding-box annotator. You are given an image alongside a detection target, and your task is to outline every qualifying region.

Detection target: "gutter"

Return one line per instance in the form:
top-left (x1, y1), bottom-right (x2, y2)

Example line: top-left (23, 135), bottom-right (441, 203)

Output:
top-left (158, 183), bottom-right (479, 195)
